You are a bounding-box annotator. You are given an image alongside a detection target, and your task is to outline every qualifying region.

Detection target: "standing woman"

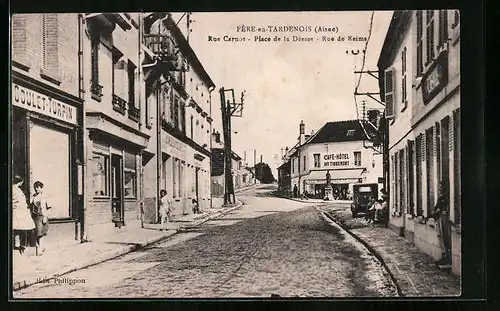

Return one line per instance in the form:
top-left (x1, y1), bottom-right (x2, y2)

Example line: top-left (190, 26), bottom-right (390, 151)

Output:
top-left (12, 175), bottom-right (36, 255)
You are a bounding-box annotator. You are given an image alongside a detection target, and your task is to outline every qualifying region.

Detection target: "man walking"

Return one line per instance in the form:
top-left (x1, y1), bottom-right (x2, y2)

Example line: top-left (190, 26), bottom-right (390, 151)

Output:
top-left (432, 181), bottom-right (452, 270)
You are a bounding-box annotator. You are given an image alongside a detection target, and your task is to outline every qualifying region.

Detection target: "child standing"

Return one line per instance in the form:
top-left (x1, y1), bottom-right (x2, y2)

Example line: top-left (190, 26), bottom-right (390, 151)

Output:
top-left (192, 199), bottom-right (200, 214)
top-left (159, 189), bottom-right (172, 231)
top-left (30, 181), bottom-right (51, 256)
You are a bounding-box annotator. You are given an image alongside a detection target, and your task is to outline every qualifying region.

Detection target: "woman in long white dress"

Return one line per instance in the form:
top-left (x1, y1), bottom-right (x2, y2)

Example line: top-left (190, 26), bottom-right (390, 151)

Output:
top-left (12, 175), bottom-right (36, 254)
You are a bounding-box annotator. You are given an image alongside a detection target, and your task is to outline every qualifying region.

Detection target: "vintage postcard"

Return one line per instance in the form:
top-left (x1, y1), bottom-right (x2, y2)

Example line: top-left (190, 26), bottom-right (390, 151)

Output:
top-left (10, 11), bottom-right (462, 298)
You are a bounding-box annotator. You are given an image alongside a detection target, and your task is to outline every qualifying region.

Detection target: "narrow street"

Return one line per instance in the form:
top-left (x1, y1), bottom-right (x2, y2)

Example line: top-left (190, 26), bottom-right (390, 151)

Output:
top-left (15, 185), bottom-right (397, 298)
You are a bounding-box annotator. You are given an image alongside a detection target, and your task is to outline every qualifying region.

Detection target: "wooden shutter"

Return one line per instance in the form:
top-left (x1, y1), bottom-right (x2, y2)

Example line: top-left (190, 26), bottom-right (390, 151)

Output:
top-left (41, 14), bottom-right (59, 73)
top-left (438, 10), bottom-right (448, 50)
top-left (12, 14), bottom-right (27, 63)
top-left (384, 68), bottom-right (395, 118)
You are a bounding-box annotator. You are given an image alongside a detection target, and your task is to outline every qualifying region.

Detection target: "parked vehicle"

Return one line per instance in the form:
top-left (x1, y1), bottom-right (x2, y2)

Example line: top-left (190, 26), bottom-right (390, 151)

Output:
top-left (350, 183), bottom-right (379, 218)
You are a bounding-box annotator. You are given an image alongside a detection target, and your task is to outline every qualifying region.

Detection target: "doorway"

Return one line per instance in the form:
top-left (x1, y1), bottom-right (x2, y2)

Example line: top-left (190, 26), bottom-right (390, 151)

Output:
top-left (195, 167), bottom-right (200, 204)
top-left (111, 153), bottom-right (124, 227)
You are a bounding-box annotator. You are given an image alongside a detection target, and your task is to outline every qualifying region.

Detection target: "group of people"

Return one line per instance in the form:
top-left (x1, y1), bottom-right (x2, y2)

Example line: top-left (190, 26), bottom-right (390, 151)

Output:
top-left (158, 189), bottom-right (201, 231)
top-left (365, 188), bottom-right (389, 224)
top-left (12, 175), bottom-right (50, 256)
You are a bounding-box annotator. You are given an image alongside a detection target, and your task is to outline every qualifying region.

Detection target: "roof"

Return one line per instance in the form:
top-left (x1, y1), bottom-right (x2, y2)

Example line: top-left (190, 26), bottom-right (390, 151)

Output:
top-left (277, 160), bottom-right (291, 171)
top-left (163, 15), bottom-right (216, 89)
top-left (305, 120), bottom-right (378, 145)
top-left (377, 10), bottom-right (412, 101)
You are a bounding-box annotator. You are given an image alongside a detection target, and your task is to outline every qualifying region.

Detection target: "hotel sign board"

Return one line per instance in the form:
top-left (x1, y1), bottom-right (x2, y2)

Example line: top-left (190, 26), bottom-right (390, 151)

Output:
top-left (422, 52), bottom-right (448, 105)
top-left (323, 153), bottom-right (350, 167)
top-left (12, 83), bottom-right (78, 125)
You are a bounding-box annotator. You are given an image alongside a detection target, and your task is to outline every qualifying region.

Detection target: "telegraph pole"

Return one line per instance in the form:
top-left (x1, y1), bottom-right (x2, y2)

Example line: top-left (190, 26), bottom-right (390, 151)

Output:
top-left (260, 155), bottom-right (263, 183)
top-left (220, 87), bottom-right (245, 205)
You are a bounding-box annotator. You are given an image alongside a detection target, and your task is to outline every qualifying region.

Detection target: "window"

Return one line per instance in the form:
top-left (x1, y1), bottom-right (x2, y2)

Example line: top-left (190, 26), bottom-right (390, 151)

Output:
top-left (303, 155), bottom-right (306, 171)
top-left (416, 135), bottom-right (423, 216)
top-left (190, 115), bottom-right (194, 139)
top-left (425, 10), bottom-right (435, 66)
top-left (124, 151), bottom-right (137, 198)
top-left (41, 14), bottom-right (59, 74)
top-left (416, 10), bottom-right (424, 76)
top-left (354, 151), bottom-right (361, 166)
top-left (128, 61), bottom-right (136, 106)
top-left (394, 151), bottom-right (400, 213)
top-left (391, 154), bottom-right (396, 213)
top-left (91, 33), bottom-right (99, 83)
top-left (172, 158), bottom-right (178, 198)
top-left (426, 127), bottom-right (435, 216)
top-left (112, 49), bottom-right (124, 98)
top-left (292, 158), bottom-right (295, 173)
top-left (401, 47), bottom-right (408, 110)
top-left (180, 101), bottom-right (186, 134)
top-left (313, 153), bottom-right (320, 168)
top-left (384, 68), bottom-right (395, 118)
top-left (438, 10), bottom-right (449, 49)
top-left (399, 149), bottom-right (405, 213)
top-left (12, 14), bottom-right (28, 65)
top-left (452, 10), bottom-right (460, 29)
top-left (173, 96), bottom-right (179, 129)
top-left (440, 116), bottom-right (450, 204)
top-left (179, 162), bottom-right (183, 198)
top-left (92, 153), bottom-right (109, 197)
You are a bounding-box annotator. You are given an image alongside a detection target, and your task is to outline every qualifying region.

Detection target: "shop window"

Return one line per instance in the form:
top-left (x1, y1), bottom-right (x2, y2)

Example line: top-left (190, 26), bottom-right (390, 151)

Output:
top-left (354, 151), bottom-right (361, 166)
top-left (30, 122), bottom-right (70, 219)
top-left (313, 153), bottom-right (320, 168)
top-left (92, 153), bottom-right (109, 197)
top-left (41, 14), bottom-right (59, 75)
top-left (124, 151), bottom-right (137, 199)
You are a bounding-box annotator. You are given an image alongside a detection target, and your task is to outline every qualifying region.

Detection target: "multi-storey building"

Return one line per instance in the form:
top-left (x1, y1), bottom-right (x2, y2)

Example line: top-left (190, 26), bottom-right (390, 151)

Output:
top-left (289, 120), bottom-right (383, 199)
top-left (11, 14), bottom-right (85, 244)
top-left (141, 13), bottom-right (215, 223)
top-left (378, 10), bottom-right (461, 275)
top-left (83, 13), bottom-right (148, 233)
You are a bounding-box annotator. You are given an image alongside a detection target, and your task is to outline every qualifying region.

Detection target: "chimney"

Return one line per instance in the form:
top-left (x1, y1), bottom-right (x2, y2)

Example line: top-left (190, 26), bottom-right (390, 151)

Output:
top-left (214, 131), bottom-right (221, 143)
top-left (299, 120), bottom-right (306, 145)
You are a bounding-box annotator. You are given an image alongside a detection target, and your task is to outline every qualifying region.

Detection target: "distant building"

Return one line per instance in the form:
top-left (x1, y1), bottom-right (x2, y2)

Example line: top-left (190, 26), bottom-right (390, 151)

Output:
top-left (377, 10), bottom-right (461, 275)
top-left (287, 120), bottom-right (383, 199)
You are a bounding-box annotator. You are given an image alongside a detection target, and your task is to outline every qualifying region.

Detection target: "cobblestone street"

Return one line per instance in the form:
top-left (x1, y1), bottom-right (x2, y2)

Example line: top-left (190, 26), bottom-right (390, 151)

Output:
top-left (15, 186), bottom-right (397, 298)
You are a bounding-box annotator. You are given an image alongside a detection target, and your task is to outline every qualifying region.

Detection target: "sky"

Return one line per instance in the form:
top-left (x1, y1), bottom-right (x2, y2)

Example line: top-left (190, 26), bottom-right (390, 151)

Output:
top-left (171, 11), bottom-right (394, 176)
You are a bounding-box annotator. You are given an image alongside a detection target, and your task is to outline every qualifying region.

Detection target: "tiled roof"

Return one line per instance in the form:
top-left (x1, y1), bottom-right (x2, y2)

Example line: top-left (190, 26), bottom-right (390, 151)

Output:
top-left (306, 120), bottom-right (378, 145)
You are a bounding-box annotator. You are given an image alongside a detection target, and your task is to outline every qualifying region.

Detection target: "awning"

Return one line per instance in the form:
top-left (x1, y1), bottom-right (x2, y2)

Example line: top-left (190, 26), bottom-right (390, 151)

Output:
top-left (303, 169), bottom-right (365, 185)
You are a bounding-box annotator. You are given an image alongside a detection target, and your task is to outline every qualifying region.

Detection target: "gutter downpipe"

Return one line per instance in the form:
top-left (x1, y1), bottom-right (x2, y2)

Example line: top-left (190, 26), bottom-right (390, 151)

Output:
top-left (77, 13), bottom-right (87, 243)
top-left (208, 85), bottom-right (215, 209)
top-left (138, 12), bottom-right (145, 228)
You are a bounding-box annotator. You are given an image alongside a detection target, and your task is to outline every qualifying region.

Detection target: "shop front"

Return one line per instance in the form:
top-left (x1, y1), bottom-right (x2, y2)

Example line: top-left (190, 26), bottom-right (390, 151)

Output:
top-left (86, 112), bottom-right (149, 229)
top-left (11, 76), bottom-right (83, 243)
top-left (303, 169), bottom-right (365, 199)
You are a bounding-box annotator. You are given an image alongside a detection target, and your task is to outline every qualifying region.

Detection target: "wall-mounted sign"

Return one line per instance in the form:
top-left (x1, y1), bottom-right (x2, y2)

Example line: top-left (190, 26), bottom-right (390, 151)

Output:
top-left (323, 153), bottom-right (350, 167)
top-left (12, 83), bottom-right (78, 125)
top-left (422, 52), bottom-right (449, 105)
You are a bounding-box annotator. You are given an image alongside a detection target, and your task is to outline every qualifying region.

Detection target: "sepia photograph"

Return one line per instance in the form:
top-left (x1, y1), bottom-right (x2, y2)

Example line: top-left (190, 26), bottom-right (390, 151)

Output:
top-left (9, 10), bottom-right (463, 299)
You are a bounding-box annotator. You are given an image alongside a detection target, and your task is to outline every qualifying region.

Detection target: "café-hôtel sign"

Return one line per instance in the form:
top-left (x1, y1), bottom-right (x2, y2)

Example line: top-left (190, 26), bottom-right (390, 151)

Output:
top-left (323, 153), bottom-right (350, 167)
top-left (12, 83), bottom-right (78, 125)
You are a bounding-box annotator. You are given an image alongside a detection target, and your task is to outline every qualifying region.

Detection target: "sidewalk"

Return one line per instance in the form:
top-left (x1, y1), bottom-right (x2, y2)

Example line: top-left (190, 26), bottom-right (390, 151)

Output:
top-left (12, 200), bottom-right (244, 292)
top-left (317, 204), bottom-right (461, 297)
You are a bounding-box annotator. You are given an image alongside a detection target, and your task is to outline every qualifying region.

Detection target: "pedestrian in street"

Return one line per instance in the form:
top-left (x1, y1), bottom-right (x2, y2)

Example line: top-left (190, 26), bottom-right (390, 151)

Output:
top-left (366, 197), bottom-right (377, 222)
top-left (30, 181), bottom-right (51, 256)
top-left (192, 199), bottom-right (200, 214)
top-left (159, 189), bottom-right (172, 231)
top-left (431, 181), bottom-right (452, 270)
top-left (293, 185), bottom-right (298, 198)
top-left (12, 175), bottom-right (36, 255)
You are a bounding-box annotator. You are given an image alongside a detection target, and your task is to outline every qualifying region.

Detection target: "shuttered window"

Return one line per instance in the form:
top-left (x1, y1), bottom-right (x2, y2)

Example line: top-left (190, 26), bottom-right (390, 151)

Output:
top-left (415, 134), bottom-right (423, 216)
top-left (438, 10), bottom-right (449, 49)
top-left (416, 11), bottom-right (424, 77)
top-left (453, 109), bottom-right (461, 223)
top-left (401, 47), bottom-right (407, 110)
top-left (426, 127), bottom-right (435, 216)
top-left (425, 10), bottom-right (435, 66)
top-left (408, 141), bottom-right (415, 215)
top-left (384, 68), bottom-right (395, 118)
top-left (41, 14), bottom-right (59, 73)
top-left (12, 14), bottom-right (28, 65)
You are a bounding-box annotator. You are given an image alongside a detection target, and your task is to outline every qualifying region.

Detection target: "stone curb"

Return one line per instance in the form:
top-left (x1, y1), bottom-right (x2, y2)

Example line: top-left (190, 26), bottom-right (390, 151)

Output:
top-left (316, 207), bottom-right (403, 297)
top-left (13, 201), bottom-right (245, 292)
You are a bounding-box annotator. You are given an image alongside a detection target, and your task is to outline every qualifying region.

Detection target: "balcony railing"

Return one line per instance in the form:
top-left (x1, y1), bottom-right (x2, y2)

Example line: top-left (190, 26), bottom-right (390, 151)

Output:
top-left (90, 80), bottom-right (103, 102)
top-left (143, 34), bottom-right (175, 61)
top-left (112, 94), bottom-right (127, 115)
top-left (128, 101), bottom-right (140, 122)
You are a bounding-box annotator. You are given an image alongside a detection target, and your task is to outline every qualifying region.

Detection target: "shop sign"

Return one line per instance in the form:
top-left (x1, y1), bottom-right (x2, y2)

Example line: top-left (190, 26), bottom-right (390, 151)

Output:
top-left (323, 152), bottom-right (350, 167)
top-left (422, 52), bottom-right (448, 105)
top-left (12, 83), bottom-right (78, 125)
top-left (163, 133), bottom-right (186, 158)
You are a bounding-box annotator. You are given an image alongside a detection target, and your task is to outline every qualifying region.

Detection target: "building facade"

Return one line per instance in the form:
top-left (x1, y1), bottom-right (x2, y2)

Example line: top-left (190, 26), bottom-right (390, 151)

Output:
top-left (11, 13), bottom-right (85, 244)
top-left (378, 10), bottom-right (461, 275)
top-left (141, 13), bottom-right (215, 223)
top-left (289, 120), bottom-right (383, 199)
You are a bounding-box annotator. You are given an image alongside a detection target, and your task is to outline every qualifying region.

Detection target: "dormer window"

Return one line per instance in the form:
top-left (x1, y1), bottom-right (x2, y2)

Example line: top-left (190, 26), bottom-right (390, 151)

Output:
top-left (347, 129), bottom-right (355, 136)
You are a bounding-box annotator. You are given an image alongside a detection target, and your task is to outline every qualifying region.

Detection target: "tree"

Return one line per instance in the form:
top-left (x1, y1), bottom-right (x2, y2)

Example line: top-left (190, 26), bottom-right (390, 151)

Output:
top-left (255, 162), bottom-right (276, 184)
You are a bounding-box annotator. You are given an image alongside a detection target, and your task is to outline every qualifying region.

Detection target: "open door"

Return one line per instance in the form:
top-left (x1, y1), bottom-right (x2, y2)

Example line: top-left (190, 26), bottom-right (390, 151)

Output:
top-left (111, 153), bottom-right (124, 227)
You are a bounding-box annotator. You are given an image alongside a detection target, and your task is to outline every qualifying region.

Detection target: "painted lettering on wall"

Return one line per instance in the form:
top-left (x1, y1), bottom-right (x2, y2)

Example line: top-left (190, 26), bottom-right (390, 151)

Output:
top-left (323, 153), bottom-right (350, 167)
top-left (12, 84), bottom-right (78, 125)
